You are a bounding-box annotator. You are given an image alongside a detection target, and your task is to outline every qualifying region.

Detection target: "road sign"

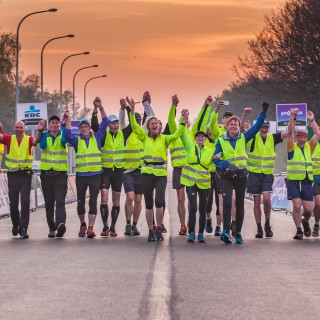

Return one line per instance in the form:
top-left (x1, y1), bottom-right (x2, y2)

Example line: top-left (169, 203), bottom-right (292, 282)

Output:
top-left (17, 102), bottom-right (48, 127)
top-left (276, 103), bottom-right (307, 131)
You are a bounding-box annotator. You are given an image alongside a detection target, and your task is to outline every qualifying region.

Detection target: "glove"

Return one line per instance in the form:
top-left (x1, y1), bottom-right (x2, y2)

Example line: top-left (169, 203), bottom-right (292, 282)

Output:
top-left (262, 101), bottom-right (270, 113)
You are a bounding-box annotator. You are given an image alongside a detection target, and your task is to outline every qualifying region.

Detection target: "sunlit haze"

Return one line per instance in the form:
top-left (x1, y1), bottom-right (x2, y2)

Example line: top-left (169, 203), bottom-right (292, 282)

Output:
top-left (0, 0), bottom-right (282, 121)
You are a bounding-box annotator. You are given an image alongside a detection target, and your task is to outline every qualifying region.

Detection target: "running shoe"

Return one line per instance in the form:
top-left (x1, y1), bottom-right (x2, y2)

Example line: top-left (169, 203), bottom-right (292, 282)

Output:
top-left (235, 232), bottom-right (244, 244)
top-left (255, 226), bottom-right (263, 239)
top-left (153, 224), bottom-right (157, 234)
top-left (161, 224), bottom-right (167, 233)
top-left (293, 231), bottom-right (303, 240)
top-left (48, 230), bottom-right (56, 238)
top-left (156, 230), bottom-right (164, 241)
top-left (131, 225), bottom-right (140, 236)
top-left (220, 230), bottom-right (232, 244)
top-left (101, 227), bottom-right (110, 237)
top-left (205, 218), bottom-right (213, 233)
top-left (179, 225), bottom-right (187, 235)
top-left (86, 226), bottom-right (95, 238)
top-left (19, 228), bottom-right (29, 239)
top-left (124, 224), bottom-right (132, 236)
top-left (148, 232), bottom-right (155, 242)
top-left (78, 224), bottom-right (87, 238)
top-left (197, 233), bottom-right (206, 243)
top-left (214, 225), bottom-right (221, 237)
top-left (264, 223), bottom-right (273, 238)
top-left (56, 223), bottom-right (66, 238)
top-left (110, 230), bottom-right (118, 237)
top-left (231, 221), bottom-right (236, 237)
top-left (12, 226), bottom-right (19, 236)
top-left (302, 219), bottom-right (311, 237)
top-left (312, 224), bottom-right (319, 237)
top-left (187, 232), bottom-right (196, 242)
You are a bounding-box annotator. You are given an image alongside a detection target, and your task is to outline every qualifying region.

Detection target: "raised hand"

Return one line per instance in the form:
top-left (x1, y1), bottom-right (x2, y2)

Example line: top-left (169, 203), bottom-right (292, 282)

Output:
top-left (120, 98), bottom-right (127, 110)
top-left (181, 109), bottom-right (189, 124)
top-left (206, 95), bottom-right (214, 106)
top-left (38, 119), bottom-right (47, 131)
top-left (290, 108), bottom-right (299, 117)
top-left (262, 101), bottom-right (270, 113)
top-left (93, 97), bottom-right (103, 110)
top-left (243, 107), bottom-right (253, 116)
top-left (172, 94), bottom-right (179, 106)
top-left (216, 100), bottom-right (224, 109)
top-left (126, 97), bottom-right (135, 113)
top-left (142, 91), bottom-right (151, 104)
top-left (307, 110), bottom-right (314, 121)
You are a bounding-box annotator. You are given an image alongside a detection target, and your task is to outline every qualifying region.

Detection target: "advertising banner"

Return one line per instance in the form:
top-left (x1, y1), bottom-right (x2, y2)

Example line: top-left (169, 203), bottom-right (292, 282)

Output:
top-left (17, 102), bottom-right (48, 127)
top-left (276, 103), bottom-right (307, 131)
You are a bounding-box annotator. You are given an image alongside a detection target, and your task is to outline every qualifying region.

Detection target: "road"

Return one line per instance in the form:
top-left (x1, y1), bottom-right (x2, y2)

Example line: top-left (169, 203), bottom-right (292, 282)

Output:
top-left (0, 176), bottom-right (320, 320)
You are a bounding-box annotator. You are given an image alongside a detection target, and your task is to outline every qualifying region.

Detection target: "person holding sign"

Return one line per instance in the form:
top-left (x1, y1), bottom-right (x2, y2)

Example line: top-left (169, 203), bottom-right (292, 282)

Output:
top-left (0, 120), bottom-right (44, 239)
top-left (247, 120), bottom-right (288, 238)
top-left (286, 108), bottom-right (320, 240)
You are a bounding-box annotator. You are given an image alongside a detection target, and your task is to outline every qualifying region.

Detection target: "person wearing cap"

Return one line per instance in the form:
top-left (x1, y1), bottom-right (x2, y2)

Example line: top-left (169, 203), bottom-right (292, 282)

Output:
top-left (213, 102), bottom-right (270, 245)
top-left (126, 97), bottom-right (188, 242)
top-left (247, 120), bottom-right (288, 238)
top-left (64, 97), bottom-right (109, 238)
top-left (286, 108), bottom-right (320, 240)
top-left (91, 101), bottom-right (135, 238)
top-left (180, 110), bottom-right (215, 243)
top-left (0, 120), bottom-right (44, 239)
top-left (39, 115), bottom-right (68, 238)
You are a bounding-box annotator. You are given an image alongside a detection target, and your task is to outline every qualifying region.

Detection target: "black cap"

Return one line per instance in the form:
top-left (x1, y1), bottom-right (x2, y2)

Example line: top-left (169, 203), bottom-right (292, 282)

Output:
top-left (135, 112), bottom-right (142, 120)
top-left (48, 115), bottom-right (60, 122)
top-left (223, 111), bottom-right (233, 118)
top-left (261, 120), bottom-right (270, 127)
top-left (195, 131), bottom-right (207, 138)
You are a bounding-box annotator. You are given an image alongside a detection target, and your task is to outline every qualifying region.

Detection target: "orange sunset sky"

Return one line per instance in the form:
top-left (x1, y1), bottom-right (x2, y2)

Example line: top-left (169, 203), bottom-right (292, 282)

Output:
top-left (0, 0), bottom-right (282, 120)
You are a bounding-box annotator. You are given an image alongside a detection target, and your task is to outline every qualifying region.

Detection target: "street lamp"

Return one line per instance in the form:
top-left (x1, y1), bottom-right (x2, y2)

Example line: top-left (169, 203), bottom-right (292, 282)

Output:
top-left (40, 34), bottom-right (75, 101)
top-left (72, 65), bottom-right (98, 117)
top-left (59, 51), bottom-right (90, 117)
top-left (83, 75), bottom-right (107, 116)
top-left (15, 8), bottom-right (58, 118)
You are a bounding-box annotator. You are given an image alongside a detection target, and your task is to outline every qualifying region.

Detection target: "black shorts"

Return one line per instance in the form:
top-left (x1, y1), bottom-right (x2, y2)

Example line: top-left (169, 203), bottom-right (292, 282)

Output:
top-left (247, 172), bottom-right (274, 195)
top-left (101, 168), bottom-right (123, 192)
top-left (172, 167), bottom-right (184, 190)
top-left (213, 171), bottom-right (222, 194)
top-left (286, 179), bottom-right (313, 201)
top-left (313, 183), bottom-right (320, 196)
top-left (123, 169), bottom-right (143, 194)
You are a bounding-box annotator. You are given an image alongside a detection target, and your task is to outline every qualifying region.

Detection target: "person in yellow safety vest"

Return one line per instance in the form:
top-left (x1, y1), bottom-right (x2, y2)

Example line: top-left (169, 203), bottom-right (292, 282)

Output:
top-left (204, 99), bottom-right (225, 237)
top-left (39, 115), bottom-right (68, 238)
top-left (247, 120), bottom-right (287, 239)
top-left (214, 102), bottom-right (270, 245)
top-left (0, 120), bottom-right (44, 239)
top-left (286, 108), bottom-right (320, 240)
top-left (64, 97), bottom-right (110, 239)
top-left (167, 94), bottom-right (188, 235)
top-left (127, 97), bottom-right (188, 242)
top-left (180, 109), bottom-right (215, 243)
top-left (91, 101), bottom-right (135, 238)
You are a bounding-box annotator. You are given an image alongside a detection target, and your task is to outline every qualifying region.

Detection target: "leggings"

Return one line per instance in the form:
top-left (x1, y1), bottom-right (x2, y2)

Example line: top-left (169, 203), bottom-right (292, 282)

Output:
top-left (141, 173), bottom-right (167, 209)
top-left (220, 175), bottom-right (247, 233)
top-left (186, 185), bottom-right (209, 234)
top-left (206, 172), bottom-right (220, 216)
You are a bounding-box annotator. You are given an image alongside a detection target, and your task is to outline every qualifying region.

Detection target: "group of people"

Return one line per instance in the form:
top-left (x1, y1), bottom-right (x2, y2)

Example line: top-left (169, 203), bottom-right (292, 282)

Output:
top-left (1, 91), bottom-right (319, 244)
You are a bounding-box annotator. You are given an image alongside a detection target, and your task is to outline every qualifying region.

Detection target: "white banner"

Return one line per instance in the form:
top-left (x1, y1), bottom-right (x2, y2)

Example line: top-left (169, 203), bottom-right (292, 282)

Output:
top-left (17, 102), bottom-right (48, 127)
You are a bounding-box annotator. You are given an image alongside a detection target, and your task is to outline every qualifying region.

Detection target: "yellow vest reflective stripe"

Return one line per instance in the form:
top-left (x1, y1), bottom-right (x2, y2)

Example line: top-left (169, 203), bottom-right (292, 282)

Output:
top-left (312, 142), bottom-right (320, 175)
top-left (287, 143), bottom-right (313, 180)
top-left (5, 135), bottom-right (33, 171)
top-left (142, 135), bottom-right (168, 176)
top-left (219, 134), bottom-right (247, 168)
top-left (101, 130), bottom-right (124, 169)
top-left (247, 133), bottom-right (276, 174)
top-left (205, 139), bottom-right (216, 173)
top-left (39, 134), bottom-right (68, 171)
top-left (169, 139), bottom-right (187, 167)
top-left (181, 145), bottom-right (212, 189)
top-left (75, 136), bottom-right (101, 173)
top-left (123, 132), bottom-right (144, 170)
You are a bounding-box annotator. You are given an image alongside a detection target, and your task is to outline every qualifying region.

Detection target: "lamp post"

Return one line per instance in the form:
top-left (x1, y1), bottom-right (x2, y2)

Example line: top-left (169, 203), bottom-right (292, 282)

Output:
top-left (59, 51), bottom-right (90, 117)
top-left (15, 8), bottom-right (58, 119)
top-left (40, 34), bottom-right (75, 101)
top-left (72, 65), bottom-right (98, 117)
top-left (83, 75), bottom-right (107, 116)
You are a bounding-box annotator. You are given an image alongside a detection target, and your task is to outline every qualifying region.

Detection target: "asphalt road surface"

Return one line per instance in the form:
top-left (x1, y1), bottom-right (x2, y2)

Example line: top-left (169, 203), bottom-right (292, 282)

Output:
top-left (1, 176), bottom-right (320, 320)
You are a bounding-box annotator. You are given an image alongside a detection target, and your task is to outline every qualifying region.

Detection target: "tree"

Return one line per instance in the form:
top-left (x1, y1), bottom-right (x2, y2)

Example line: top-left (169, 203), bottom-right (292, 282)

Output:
top-left (234, 0), bottom-right (320, 115)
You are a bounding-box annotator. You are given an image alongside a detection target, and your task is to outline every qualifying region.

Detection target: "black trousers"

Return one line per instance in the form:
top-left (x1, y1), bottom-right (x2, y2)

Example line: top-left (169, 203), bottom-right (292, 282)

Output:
top-left (220, 175), bottom-right (247, 233)
top-left (76, 174), bottom-right (101, 216)
top-left (7, 170), bottom-right (32, 230)
top-left (186, 185), bottom-right (209, 234)
top-left (141, 173), bottom-right (167, 209)
top-left (40, 171), bottom-right (68, 231)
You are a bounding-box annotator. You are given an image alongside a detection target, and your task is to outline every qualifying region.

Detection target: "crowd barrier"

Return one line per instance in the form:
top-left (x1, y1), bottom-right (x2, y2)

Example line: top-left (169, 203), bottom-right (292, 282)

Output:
top-left (0, 170), bottom-right (77, 218)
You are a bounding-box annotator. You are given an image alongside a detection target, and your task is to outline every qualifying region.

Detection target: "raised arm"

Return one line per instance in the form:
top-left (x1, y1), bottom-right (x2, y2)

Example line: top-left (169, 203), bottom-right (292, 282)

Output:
top-left (32, 119), bottom-right (47, 146)
top-left (127, 97), bottom-right (146, 141)
top-left (307, 110), bottom-right (320, 146)
top-left (168, 95), bottom-right (179, 133)
top-left (192, 95), bottom-right (214, 136)
top-left (287, 108), bottom-right (298, 151)
top-left (208, 100), bottom-right (224, 141)
top-left (165, 109), bottom-right (189, 146)
top-left (119, 99), bottom-right (127, 129)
